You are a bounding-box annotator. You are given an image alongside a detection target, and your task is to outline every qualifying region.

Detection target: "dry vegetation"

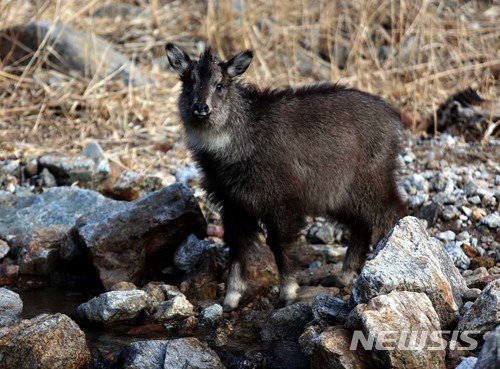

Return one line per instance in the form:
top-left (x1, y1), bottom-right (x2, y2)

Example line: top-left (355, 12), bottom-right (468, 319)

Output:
top-left (0, 0), bottom-right (498, 175)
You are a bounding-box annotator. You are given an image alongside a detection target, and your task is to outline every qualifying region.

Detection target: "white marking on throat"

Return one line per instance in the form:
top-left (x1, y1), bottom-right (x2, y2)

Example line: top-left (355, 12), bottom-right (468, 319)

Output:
top-left (187, 129), bottom-right (231, 154)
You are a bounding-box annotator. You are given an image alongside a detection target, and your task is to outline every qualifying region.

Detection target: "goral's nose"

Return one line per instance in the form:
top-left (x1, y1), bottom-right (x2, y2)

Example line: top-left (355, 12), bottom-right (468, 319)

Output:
top-left (193, 103), bottom-right (210, 118)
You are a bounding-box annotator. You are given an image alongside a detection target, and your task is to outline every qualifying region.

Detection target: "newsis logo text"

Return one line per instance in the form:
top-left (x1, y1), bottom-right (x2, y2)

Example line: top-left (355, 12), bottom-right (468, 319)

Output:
top-left (350, 330), bottom-right (480, 351)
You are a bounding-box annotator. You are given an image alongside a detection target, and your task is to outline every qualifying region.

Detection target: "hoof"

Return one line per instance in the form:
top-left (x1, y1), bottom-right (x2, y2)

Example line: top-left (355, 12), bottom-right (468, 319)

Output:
top-left (223, 291), bottom-right (242, 312)
top-left (279, 281), bottom-right (299, 306)
top-left (337, 270), bottom-right (358, 288)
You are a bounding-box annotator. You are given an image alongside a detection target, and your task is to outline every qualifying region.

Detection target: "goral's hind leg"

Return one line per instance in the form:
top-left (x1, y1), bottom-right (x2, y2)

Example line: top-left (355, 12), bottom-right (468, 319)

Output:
top-left (269, 240), bottom-right (299, 305)
top-left (222, 206), bottom-right (260, 311)
top-left (266, 214), bottom-right (305, 306)
top-left (371, 181), bottom-right (407, 245)
top-left (339, 221), bottom-right (372, 287)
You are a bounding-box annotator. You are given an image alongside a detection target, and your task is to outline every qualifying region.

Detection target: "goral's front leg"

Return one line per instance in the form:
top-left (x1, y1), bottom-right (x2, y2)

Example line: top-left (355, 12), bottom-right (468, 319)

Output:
top-left (221, 207), bottom-right (260, 311)
top-left (224, 258), bottom-right (246, 311)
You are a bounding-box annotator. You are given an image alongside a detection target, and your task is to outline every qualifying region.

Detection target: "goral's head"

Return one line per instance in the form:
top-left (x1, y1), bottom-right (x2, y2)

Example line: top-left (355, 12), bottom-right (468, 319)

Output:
top-left (166, 43), bottom-right (253, 130)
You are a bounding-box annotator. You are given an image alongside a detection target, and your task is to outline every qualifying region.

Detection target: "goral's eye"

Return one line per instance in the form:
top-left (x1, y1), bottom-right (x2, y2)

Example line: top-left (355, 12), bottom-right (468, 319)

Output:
top-left (216, 83), bottom-right (223, 91)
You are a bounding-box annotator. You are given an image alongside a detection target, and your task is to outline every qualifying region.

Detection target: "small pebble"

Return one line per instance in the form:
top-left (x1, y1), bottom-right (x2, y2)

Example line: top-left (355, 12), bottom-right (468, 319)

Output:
top-left (200, 304), bottom-right (223, 322)
top-left (462, 288), bottom-right (481, 301)
top-left (437, 230), bottom-right (456, 242)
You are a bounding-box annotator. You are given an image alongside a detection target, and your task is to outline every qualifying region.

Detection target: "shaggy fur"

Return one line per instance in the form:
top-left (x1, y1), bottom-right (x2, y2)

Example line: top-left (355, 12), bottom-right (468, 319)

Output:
top-left (166, 43), bottom-right (406, 310)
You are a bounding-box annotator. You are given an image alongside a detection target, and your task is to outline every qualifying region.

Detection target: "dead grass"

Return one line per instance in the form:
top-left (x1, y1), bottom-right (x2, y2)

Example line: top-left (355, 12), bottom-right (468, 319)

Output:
top-left (0, 0), bottom-right (498, 173)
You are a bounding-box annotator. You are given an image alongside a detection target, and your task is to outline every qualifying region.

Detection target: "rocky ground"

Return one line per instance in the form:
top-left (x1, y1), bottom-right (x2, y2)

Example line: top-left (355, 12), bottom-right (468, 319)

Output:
top-left (0, 2), bottom-right (498, 368)
top-left (0, 129), bottom-right (498, 369)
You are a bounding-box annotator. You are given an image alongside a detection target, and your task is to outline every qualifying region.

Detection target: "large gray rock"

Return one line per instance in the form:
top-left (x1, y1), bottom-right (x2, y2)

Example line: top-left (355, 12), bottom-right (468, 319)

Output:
top-left (357, 291), bottom-right (446, 369)
top-left (309, 325), bottom-right (371, 369)
top-left (0, 313), bottom-right (92, 369)
top-left (0, 187), bottom-right (117, 240)
top-left (151, 295), bottom-right (194, 323)
top-left (122, 338), bottom-right (224, 369)
top-left (163, 337), bottom-right (224, 369)
top-left (261, 303), bottom-right (313, 342)
top-left (474, 325), bottom-right (499, 369)
top-left (0, 21), bottom-right (148, 86)
top-left (457, 279), bottom-right (499, 335)
top-left (0, 288), bottom-right (22, 328)
top-left (0, 184), bottom-right (206, 289)
top-left (351, 216), bottom-right (468, 327)
top-left (76, 290), bottom-right (148, 324)
top-left (75, 183), bottom-right (206, 289)
top-left (122, 340), bottom-right (167, 369)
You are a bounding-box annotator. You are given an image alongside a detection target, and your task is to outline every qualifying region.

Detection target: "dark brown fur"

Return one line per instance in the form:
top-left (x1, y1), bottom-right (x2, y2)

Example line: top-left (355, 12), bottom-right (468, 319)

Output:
top-left (166, 44), bottom-right (406, 310)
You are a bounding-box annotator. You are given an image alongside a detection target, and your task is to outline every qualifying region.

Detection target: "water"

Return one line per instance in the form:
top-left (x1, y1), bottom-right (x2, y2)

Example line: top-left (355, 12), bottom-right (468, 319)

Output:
top-left (20, 287), bottom-right (92, 319)
top-left (18, 287), bottom-right (265, 365)
top-left (19, 287), bottom-right (165, 353)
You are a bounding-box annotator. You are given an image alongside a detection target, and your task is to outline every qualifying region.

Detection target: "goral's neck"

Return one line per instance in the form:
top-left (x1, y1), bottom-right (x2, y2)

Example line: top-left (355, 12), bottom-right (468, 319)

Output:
top-left (186, 85), bottom-right (257, 162)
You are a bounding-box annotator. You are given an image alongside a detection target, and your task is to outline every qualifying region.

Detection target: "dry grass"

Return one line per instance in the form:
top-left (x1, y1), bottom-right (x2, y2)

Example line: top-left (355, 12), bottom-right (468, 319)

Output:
top-left (0, 0), bottom-right (498, 174)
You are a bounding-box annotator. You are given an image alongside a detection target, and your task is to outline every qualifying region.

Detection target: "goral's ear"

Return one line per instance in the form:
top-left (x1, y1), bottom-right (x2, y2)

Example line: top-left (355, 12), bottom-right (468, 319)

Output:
top-left (166, 43), bottom-right (192, 78)
top-left (223, 50), bottom-right (253, 78)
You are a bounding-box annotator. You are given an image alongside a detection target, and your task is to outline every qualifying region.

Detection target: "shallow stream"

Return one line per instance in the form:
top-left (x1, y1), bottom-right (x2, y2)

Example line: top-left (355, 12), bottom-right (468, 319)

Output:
top-left (18, 287), bottom-right (262, 360)
top-left (19, 287), bottom-right (167, 353)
